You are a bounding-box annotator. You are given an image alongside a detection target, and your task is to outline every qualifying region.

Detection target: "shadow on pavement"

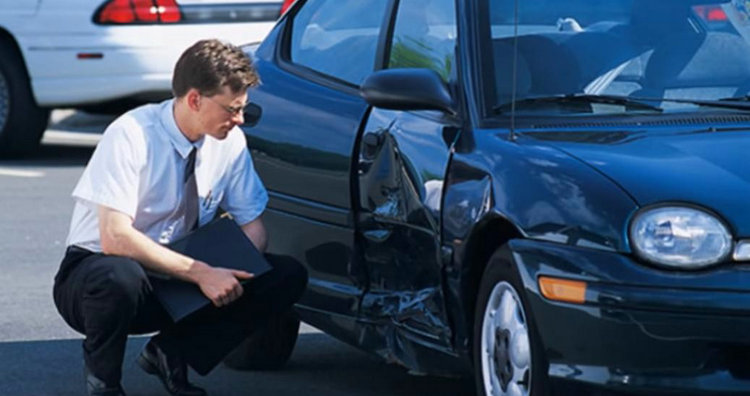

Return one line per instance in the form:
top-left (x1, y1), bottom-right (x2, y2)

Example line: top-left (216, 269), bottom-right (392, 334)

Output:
top-left (0, 333), bottom-right (475, 396)
top-left (0, 144), bottom-right (95, 168)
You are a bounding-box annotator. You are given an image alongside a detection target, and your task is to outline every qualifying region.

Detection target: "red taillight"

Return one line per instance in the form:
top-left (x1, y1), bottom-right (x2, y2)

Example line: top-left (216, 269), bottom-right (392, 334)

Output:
top-left (707, 8), bottom-right (728, 21)
top-left (155, 0), bottom-right (181, 23)
top-left (280, 0), bottom-right (295, 16)
top-left (133, 0), bottom-right (158, 22)
top-left (693, 4), bottom-right (728, 22)
top-left (97, 0), bottom-right (135, 24)
top-left (94, 0), bottom-right (182, 24)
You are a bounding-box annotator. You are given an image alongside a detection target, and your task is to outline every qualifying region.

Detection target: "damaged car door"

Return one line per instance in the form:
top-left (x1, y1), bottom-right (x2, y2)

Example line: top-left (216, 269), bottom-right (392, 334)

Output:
top-left (354, 0), bottom-right (459, 364)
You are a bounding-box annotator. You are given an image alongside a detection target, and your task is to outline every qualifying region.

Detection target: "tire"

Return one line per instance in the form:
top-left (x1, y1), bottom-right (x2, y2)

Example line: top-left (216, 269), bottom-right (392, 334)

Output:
top-left (223, 308), bottom-right (301, 370)
top-left (473, 245), bottom-right (548, 396)
top-left (0, 39), bottom-right (50, 157)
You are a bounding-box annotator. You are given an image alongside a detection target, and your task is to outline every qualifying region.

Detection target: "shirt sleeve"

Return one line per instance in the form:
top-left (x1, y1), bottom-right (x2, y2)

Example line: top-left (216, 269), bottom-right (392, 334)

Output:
top-left (71, 118), bottom-right (145, 218)
top-left (221, 138), bottom-right (268, 225)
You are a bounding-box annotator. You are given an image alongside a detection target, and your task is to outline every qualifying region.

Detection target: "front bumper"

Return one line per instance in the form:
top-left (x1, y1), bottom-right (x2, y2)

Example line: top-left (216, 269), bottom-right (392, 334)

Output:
top-left (510, 239), bottom-right (750, 394)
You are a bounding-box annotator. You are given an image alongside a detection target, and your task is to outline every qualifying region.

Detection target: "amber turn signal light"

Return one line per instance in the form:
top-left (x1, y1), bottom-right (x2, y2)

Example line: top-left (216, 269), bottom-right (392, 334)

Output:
top-left (538, 276), bottom-right (587, 304)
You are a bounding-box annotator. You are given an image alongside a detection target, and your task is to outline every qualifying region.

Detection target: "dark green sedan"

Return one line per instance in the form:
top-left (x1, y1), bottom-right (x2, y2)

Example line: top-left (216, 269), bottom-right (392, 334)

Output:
top-left (230, 0), bottom-right (750, 394)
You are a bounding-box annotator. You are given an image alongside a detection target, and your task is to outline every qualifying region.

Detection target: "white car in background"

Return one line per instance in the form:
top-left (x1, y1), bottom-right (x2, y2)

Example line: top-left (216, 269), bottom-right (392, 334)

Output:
top-left (0, 0), bottom-right (292, 156)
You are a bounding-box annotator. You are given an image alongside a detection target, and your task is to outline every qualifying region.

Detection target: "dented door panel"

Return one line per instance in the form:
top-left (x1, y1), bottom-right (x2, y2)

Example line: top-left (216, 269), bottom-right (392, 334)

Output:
top-left (356, 108), bottom-right (455, 356)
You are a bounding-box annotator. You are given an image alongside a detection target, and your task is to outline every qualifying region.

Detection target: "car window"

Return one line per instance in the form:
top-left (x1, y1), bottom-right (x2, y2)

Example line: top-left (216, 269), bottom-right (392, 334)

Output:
top-left (485, 0), bottom-right (750, 115)
top-left (289, 0), bottom-right (388, 86)
top-left (488, 0), bottom-right (635, 105)
top-left (388, 0), bottom-right (457, 82)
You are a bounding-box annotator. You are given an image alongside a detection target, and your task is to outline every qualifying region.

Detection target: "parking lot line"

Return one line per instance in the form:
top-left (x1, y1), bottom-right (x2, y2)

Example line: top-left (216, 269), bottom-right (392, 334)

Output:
top-left (0, 168), bottom-right (44, 178)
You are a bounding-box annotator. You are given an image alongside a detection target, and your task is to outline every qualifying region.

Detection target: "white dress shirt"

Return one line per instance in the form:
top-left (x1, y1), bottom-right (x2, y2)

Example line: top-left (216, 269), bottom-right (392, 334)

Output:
top-left (66, 99), bottom-right (268, 252)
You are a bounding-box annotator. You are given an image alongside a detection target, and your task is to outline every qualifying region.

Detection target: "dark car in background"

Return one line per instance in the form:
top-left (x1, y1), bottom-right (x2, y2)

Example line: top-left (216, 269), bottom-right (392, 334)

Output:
top-left (229, 0), bottom-right (750, 394)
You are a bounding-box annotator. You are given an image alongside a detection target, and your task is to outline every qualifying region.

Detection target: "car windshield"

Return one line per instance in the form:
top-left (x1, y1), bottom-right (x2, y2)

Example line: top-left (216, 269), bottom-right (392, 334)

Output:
top-left (485, 0), bottom-right (750, 115)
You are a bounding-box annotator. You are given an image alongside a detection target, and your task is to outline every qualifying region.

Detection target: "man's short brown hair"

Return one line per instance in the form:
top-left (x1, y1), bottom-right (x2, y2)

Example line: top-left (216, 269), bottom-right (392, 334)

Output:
top-left (172, 39), bottom-right (260, 98)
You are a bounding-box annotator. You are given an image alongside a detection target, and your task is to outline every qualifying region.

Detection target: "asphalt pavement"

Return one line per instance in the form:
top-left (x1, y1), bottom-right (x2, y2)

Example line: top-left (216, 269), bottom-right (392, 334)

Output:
top-left (0, 110), bottom-right (474, 396)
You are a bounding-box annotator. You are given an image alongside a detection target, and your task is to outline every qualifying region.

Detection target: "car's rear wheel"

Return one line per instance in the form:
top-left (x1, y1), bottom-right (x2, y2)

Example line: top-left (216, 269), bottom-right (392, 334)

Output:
top-left (223, 308), bottom-right (300, 370)
top-left (474, 245), bottom-right (548, 396)
top-left (0, 39), bottom-right (50, 157)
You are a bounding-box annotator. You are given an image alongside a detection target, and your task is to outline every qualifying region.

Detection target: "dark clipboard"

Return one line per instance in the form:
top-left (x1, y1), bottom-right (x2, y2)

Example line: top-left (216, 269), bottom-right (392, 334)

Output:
top-left (149, 216), bottom-right (272, 322)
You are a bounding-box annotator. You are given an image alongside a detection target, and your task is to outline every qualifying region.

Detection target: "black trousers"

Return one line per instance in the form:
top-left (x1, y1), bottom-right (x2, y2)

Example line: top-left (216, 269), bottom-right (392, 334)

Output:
top-left (53, 246), bottom-right (307, 385)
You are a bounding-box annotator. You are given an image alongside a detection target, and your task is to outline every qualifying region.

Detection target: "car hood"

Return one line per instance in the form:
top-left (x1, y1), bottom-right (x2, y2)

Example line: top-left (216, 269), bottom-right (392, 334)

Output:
top-left (525, 129), bottom-right (750, 237)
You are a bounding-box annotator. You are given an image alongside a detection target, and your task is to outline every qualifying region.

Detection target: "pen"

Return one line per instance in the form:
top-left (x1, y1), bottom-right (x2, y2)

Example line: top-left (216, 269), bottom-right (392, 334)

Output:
top-left (203, 189), bottom-right (212, 209)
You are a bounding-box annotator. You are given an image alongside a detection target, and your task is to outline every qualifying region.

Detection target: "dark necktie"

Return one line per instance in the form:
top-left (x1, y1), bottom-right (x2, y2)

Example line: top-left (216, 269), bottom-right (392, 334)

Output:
top-left (184, 148), bottom-right (199, 231)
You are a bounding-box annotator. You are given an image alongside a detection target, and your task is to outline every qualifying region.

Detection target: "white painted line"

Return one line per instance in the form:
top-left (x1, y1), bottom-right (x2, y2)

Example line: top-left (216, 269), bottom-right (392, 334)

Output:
top-left (300, 323), bottom-right (323, 334)
top-left (42, 130), bottom-right (101, 147)
top-left (0, 168), bottom-right (44, 178)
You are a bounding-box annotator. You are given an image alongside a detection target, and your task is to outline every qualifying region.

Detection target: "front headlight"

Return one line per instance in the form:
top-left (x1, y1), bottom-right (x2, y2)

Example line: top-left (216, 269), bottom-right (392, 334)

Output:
top-left (630, 206), bottom-right (732, 269)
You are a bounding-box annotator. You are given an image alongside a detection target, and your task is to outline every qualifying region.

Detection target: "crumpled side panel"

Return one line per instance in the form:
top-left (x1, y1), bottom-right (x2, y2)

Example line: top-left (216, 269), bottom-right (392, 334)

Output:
top-left (355, 109), bottom-right (459, 374)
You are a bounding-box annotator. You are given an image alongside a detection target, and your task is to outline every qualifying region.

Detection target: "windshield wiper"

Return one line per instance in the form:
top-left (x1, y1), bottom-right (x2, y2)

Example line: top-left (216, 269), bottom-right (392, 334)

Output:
top-left (629, 95), bottom-right (750, 111)
top-left (719, 95), bottom-right (750, 102)
top-left (715, 95), bottom-right (750, 109)
top-left (635, 96), bottom-right (750, 111)
top-left (493, 93), bottom-right (664, 113)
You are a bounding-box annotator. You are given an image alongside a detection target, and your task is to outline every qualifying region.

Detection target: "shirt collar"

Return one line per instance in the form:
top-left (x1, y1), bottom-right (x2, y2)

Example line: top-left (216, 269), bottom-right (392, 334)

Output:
top-left (160, 99), bottom-right (205, 159)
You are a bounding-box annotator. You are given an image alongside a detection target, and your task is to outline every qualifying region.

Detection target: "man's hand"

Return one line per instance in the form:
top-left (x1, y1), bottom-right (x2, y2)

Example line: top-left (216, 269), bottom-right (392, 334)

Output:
top-left (97, 205), bottom-right (257, 306)
top-left (191, 261), bottom-right (254, 307)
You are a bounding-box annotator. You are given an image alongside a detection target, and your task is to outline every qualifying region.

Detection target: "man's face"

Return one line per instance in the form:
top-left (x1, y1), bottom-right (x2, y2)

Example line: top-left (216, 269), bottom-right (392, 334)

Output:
top-left (197, 86), bottom-right (247, 140)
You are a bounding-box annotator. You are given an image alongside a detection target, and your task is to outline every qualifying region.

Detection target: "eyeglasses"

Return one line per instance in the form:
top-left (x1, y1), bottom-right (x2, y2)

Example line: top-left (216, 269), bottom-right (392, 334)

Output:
top-left (203, 95), bottom-right (245, 116)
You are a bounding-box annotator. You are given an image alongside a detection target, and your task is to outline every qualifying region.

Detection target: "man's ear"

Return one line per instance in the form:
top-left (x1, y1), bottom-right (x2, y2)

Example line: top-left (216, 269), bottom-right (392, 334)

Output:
top-left (185, 89), bottom-right (201, 112)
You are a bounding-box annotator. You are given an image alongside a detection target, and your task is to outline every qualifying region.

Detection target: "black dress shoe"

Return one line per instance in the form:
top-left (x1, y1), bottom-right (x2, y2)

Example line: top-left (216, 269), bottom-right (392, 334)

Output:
top-left (84, 365), bottom-right (126, 396)
top-left (136, 340), bottom-right (207, 396)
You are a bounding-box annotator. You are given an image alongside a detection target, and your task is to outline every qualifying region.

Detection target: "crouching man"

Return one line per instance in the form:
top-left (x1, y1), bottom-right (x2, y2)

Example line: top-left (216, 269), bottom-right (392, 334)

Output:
top-left (52, 39), bottom-right (307, 396)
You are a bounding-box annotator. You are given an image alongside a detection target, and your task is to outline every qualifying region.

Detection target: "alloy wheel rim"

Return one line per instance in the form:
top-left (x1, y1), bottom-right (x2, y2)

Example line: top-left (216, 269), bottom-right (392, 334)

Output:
top-left (480, 281), bottom-right (532, 396)
top-left (0, 70), bottom-right (8, 133)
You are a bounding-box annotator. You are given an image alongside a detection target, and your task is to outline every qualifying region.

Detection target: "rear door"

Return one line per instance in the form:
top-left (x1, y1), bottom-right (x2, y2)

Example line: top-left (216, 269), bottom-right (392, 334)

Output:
top-left (243, 0), bottom-right (392, 320)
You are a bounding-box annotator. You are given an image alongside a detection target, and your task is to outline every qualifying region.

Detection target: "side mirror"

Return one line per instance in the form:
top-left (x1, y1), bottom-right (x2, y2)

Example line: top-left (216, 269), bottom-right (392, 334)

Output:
top-left (243, 103), bottom-right (262, 127)
top-left (360, 68), bottom-right (456, 116)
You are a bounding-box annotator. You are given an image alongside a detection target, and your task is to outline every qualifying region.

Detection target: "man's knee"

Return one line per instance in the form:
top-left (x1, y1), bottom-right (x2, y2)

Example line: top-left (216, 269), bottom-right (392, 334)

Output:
top-left (287, 261), bottom-right (308, 302)
top-left (268, 254), bottom-right (308, 299)
top-left (247, 254), bottom-right (307, 312)
top-left (83, 256), bottom-right (149, 309)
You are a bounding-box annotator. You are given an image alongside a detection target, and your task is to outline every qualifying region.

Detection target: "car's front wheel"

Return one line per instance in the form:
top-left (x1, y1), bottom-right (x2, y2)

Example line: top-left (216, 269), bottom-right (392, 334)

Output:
top-left (473, 245), bottom-right (548, 396)
top-left (223, 308), bottom-right (300, 370)
top-left (0, 38), bottom-right (50, 157)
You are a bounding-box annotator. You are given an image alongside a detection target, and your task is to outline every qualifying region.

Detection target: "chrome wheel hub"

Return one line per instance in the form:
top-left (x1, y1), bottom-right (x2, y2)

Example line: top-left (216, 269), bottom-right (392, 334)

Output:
top-left (480, 281), bottom-right (532, 396)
